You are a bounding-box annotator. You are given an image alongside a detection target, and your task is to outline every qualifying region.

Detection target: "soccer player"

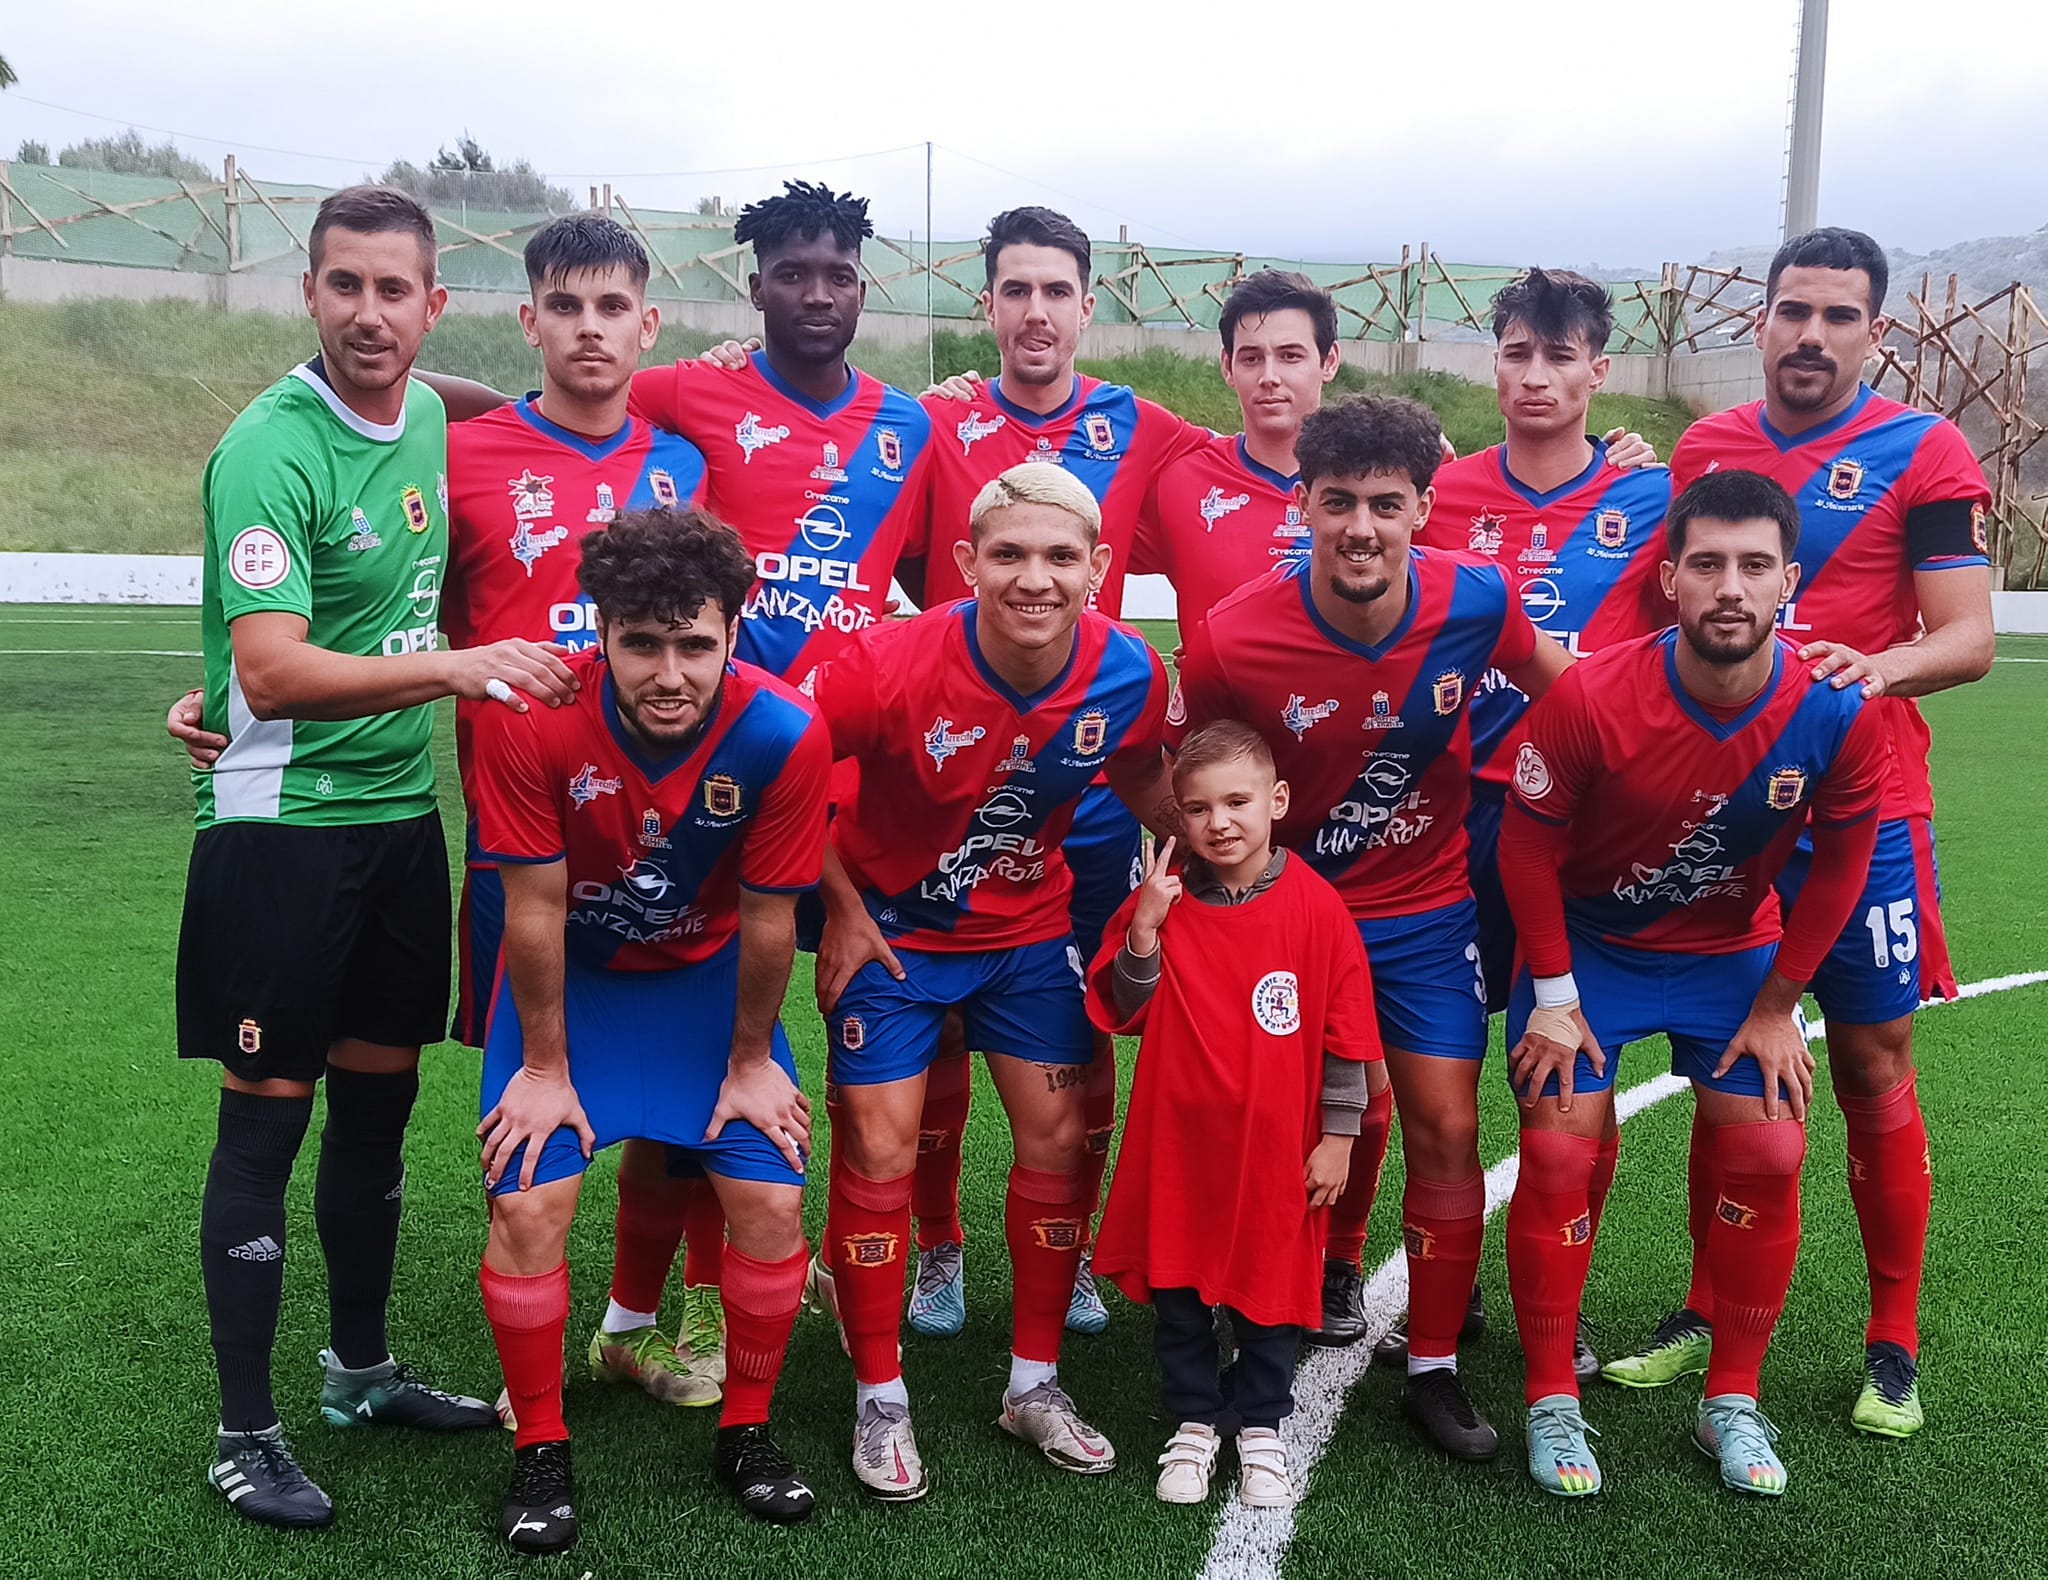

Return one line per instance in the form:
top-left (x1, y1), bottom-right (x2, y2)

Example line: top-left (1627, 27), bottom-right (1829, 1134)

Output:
top-left (472, 510), bottom-right (828, 1548)
top-left (1170, 395), bottom-right (1570, 1462)
top-left (181, 185), bottom-right (575, 1529)
top-left (1085, 723), bottom-right (1382, 1509)
top-left (1604, 229), bottom-right (1995, 1437)
top-left (810, 462), bottom-right (1172, 1500)
top-left (1499, 470), bottom-right (1885, 1498)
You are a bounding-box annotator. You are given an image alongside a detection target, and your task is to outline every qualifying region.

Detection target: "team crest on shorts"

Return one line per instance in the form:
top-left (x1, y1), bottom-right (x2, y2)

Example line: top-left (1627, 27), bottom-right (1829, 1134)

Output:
top-left (840, 1015), bottom-right (866, 1051)
top-left (1715, 1194), bottom-right (1758, 1230)
top-left (1559, 1212), bottom-right (1593, 1248)
top-left (1432, 670), bottom-right (1466, 716)
top-left (878, 428), bottom-right (903, 472)
top-left (1031, 1217), bottom-right (1086, 1251)
top-left (842, 1231), bottom-right (898, 1267)
top-left (1827, 458), bottom-right (1865, 501)
top-left (1595, 508), bottom-right (1629, 549)
top-left (1766, 768), bottom-right (1808, 810)
top-left (1084, 413), bottom-right (1115, 452)
top-left (1403, 1223), bottom-right (1437, 1260)
top-left (703, 773), bottom-right (743, 818)
top-left (650, 469), bottom-right (679, 508)
top-left (1072, 709), bottom-right (1108, 755)
top-left (402, 485), bottom-right (430, 533)
top-left (237, 1018), bottom-right (262, 1055)
top-left (1250, 971), bottom-right (1302, 1036)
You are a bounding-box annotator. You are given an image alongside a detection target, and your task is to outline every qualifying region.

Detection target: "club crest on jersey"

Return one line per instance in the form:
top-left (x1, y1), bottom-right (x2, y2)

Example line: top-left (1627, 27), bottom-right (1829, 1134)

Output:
top-left (841, 1230), bottom-right (897, 1267)
top-left (1468, 511), bottom-right (1505, 556)
top-left (703, 773), bottom-right (743, 818)
top-left (651, 469), bottom-right (679, 508)
top-left (237, 1018), bottom-right (262, 1055)
top-left (1031, 1217), bottom-right (1086, 1251)
top-left (510, 518), bottom-right (570, 574)
top-left (346, 507), bottom-right (382, 552)
top-left (568, 763), bottom-right (622, 807)
top-left (924, 716), bottom-right (986, 770)
top-left (1766, 768), bottom-right (1808, 810)
top-left (1200, 487), bottom-right (1252, 531)
top-left (1715, 1194), bottom-right (1758, 1230)
top-left (1403, 1223), bottom-right (1437, 1261)
top-left (1361, 689), bottom-right (1403, 731)
top-left (1282, 693), bottom-right (1340, 739)
top-left (878, 428), bottom-right (903, 472)
top-left (1072, 709), bottom-right (1109, 755)
top-left (1433, 670), bottom-right (1467, 715)
top-left (1030, 436), bottom-right (1064, 465)
top-left (840, 1015), bottom-right (867, 1051)
top-left (508, 470), bottom-right (555, 520)
top-left (1250, 971), bottom-right (1302, 1036)
top-left (811, 441), bottom-right (848, 484)
top-left (998, 734), bottom-right (1036, 773)
top-left (1828, 458), bottom-right (1865, 501)
top-left (638, 808), bottom-right (671, 849)
top-left (957, 412), bottom-right (1006, 453)
top-left (1083, 413), bottom-right (1115, 452)
top-left (735, 412), bottom-right (792, 463)
top-left (402, 485), bottom-right (430, 534)
top-left (1559, 1212), bottom-right (1593, 1248)
top-left (587, 483), bottom-right (617, 524)
top-left (1595, 508), bottom-right (1629, 549)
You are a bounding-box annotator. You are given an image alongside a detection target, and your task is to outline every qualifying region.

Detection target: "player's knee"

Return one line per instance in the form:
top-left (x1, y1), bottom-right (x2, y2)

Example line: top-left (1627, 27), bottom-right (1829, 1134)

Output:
top-left (1015, 1106), bottom-right (1087, 1175)
top-left (1401, 1113), bottom-right (1480, 1180)
top-left (1824, 1018), bottom-right (1916, 1097)
top-left (725, 1189), bottom-right (805, 1261)
top-left (487, 1182), bottom-right (576, 1273)
top-left (841, 1107), bottom-right (918, 1181)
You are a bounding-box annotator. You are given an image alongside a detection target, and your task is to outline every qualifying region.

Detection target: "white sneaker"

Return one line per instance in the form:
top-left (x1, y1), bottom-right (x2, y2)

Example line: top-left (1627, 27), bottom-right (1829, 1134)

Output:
top-left (997, 1380), bottom-right (1117, 1474)
top-left (804, 1253), bottom-right (850, 1357)
top-left (852, 1396), bottom-right (929, 1502)
top-left (1237, 1428), bottom-right (1294, 1507)
top-left (1155, 1423), bottom-right (1221, 1503)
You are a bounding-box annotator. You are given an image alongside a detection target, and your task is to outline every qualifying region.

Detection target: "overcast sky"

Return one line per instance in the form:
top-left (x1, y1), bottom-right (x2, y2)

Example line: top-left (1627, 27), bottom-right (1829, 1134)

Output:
top-left (3, 0), bottom-right (2040, 269)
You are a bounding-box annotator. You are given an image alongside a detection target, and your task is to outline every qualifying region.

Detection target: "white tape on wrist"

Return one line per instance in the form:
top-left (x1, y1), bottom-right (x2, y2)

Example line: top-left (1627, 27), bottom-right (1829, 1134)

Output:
top-left (1533, 972), bottom-right (1578, 1009)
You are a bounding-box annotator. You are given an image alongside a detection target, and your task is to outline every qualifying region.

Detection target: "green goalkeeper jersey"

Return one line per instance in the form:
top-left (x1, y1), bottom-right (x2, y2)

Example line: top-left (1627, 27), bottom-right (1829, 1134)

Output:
top-left (196, 362), bottom-right (450, 828)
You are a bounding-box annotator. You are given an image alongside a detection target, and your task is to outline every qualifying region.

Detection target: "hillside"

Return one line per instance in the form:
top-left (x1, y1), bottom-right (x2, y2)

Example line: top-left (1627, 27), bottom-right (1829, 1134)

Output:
top-left (0, 298), bottom-right (1693, 554)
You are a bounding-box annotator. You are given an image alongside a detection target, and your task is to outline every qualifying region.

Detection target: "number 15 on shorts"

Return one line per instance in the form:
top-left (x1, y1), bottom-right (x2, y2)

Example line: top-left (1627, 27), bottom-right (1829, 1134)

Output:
top-left (1863, 899), bottom-right (1918, 970)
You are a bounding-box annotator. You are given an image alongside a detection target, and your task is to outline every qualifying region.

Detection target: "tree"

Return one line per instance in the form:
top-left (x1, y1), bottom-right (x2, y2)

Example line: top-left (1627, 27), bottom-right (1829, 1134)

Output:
top-left (56, 129), bottom-right (211, 181)
top-left (377, 132), bottom-right (573, 213)
top-left (15, 138), bottom-right (50, 165)
top-left (0, 54), bottom-right (17, 90)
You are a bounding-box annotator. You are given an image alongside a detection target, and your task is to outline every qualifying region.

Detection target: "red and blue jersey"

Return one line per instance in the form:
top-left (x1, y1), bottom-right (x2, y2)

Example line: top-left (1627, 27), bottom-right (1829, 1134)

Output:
top-left (1507, 630), bottom-right (1885, 958)
top-left (444, 397), bottom-right (709, 789)
top-left (815, 601), bottom-right (1169, 951)
top-left (1169, 550), bottom-right (1539, 921)
top-left (628, 353), bottom-right (934, 691)
top-left (471, 647), bottom-right (831, 971)
top-left (1666, 386), bottom-right (1991, 820)
top-left (919, 375), bottom-right (1211, 618)
top-left (1419, 440), bottom-right (1670, 786)
top-left (1134, 432), bottom-right (1308, 628)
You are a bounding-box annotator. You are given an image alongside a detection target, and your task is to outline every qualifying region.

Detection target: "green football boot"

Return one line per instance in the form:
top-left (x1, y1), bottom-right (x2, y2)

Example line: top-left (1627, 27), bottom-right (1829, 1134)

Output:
top-left (1600, 1307), bottom-right (1711, 1390)
top-left (1850, 1341), bottom-right (1924, 1439)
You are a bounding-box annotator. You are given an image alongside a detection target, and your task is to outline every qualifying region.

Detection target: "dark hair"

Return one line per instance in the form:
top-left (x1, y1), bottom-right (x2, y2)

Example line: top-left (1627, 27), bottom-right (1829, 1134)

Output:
top-left (578, 509), bottom-right (757, 627)
top-left (523, 213), bottom-right (649, 291)
top-left (1766, 226), bottom-right (1888, 318)
top-left (1172, 718), bottom-right (1275, 786)
top-left (1490, 267), bottom-right (1615, 354)
top-left (1220, 269), bottom-right (1337, 357)
top-left (1666, 470), bottom-right (1801, 561)
top-left (734, 179), bottom-right (873, 261)
top-left (309, 185), bottom-right (438, 284)
top-left (983, 206), bottom-right (1090, 289)
top-left (1296, 395), bottom-right (1444, 491)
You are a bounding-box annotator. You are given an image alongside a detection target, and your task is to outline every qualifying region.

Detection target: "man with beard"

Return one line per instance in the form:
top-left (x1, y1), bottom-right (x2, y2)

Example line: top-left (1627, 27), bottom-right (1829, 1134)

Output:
top-left (1498, 469), bottom-right (1885, 1499)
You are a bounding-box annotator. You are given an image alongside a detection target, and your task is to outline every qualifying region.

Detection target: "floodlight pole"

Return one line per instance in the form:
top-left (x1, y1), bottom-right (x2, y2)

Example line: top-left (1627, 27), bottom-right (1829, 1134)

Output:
top-left (1783, 0), bottom-right (1828, 240)
top-left (926, 140), bottom-right (935, 392)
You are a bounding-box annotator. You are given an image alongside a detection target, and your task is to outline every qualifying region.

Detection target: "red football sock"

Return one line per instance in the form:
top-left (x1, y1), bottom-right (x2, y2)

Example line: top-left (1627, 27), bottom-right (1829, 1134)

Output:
top-left (1586, 1130), bottom-right (1620, 1239)
top-left (1682, 1107), bottom-right (1719, 1318)
top-left (1839, 1074), bottom-right (1931, 1355)
top-left (1703, 1120), bottom-right (1807, 1399)
top-left (911, 1053), bottom-right (970, 1251)
top-left (1006, 1165), bottom-right (1089, 1364)
top-left (608, 1172), bottom-right (687, 1319)
top-left (682, 1179), bottom-right (727, 1290)
top-left (717, 1244), bottom-right (808, 1427)
top-left (1326, 1085), bottom-right (1393, 1267)
top-left (481, 1259), bottom-right (570, 1449)
top-left (1507, 1131), bottom-right (1599, 1403)
top-left (1403, 1171), bottom-right (1486, 1360)
top-left (1080, 1045), bottom-right (1119, 1234)
top-left (825, 1164), bottom-right (911, 1384)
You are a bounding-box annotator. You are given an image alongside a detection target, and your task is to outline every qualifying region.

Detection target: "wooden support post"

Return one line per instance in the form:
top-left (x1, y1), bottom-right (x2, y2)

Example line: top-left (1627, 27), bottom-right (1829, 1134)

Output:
top-left (224, 155), bottom-right (240, 272)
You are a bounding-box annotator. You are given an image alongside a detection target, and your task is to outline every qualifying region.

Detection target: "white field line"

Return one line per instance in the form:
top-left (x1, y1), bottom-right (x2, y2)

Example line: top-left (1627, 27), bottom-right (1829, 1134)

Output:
top-left (1197, 968), bottom-right (2048, 1580)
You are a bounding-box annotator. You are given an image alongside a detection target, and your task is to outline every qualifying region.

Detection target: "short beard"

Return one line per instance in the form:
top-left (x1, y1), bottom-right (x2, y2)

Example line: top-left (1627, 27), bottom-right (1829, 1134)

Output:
top-left (1328, 574), bottom-right (1388, 606)
top-left (1683, 615), bottom-right (1770, 667)
top-left (1770, 356), bottom-right (1841, 412)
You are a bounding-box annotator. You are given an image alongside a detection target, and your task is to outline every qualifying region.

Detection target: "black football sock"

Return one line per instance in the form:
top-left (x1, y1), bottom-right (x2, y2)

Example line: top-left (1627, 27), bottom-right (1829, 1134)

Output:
top-left (200, 1088), bottom-right (314, 1434)
top-left (315, 1066), bottom-right (419, 1369)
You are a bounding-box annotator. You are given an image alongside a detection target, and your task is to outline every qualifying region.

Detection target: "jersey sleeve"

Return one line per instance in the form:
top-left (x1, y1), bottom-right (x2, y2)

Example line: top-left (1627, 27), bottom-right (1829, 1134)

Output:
top-left (1811, 698), bottom-right (1887, 827)
top-left (1138, 398), bottom-right (1214, 472)
top-left (1506, 666), bottom-right (1598, 825)
top-left (206, 425), bottom-right (320, 623)
top-left (740, 713), bottom-right (832, 892)
top-left (625, 361), bottom-right (716, 442)
top-left (1901, 422), bottom-right (1993, 569)
top-left (1131, 473), bottom-right (1174, 580)
top-left (1667, 426), bottom-right (1710, 496)
top-left (896, 448), bottom-right (936, 561)
top-left (1112, 645), bottom-right (1171, 767)
top-left (1488, 564), bottom-right (1540, 671)
top-left (811, 629), bottom-right (886, 761)
top-left (471, 704), bottom-right (566, 864)
top-left (1163, 621), bottom-right (1228, 753)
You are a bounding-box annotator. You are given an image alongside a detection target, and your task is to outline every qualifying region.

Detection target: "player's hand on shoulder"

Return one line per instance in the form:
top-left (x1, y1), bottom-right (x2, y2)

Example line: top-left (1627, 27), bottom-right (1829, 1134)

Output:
top-left (704, 1058), bottom-right (813, 1171)
top-left (1715, 1009), bottom-right (1816, 1122)
top-left (168, 687), bottom-right (227, 770)
top-left (922, 370), bottom-right (985, 401)
top-left (449, 638), bottom-right (581, 711)
top-left (1510, 1001), bottom-right (1605, 1113)
top-left (478, 1066), bottom-right (595, 1192)
top-left (1602, 427), bottom-right (1662, 470)
top-left (1131, 835), bottom-right (1184, 939)
top-left (814, 905), bottom-right (906, 1017)
top-left (698, 337), bottom-right (758, 369)
top-left (1798, 640), bottom-right (1888, 699)
top-left (1304, 1133), bottom-right (1353, 1209)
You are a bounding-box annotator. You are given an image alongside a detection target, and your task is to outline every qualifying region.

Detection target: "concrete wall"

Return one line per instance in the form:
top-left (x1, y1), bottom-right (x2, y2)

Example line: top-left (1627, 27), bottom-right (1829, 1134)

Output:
top-left (1669, 343), bottom-right (1766, 414)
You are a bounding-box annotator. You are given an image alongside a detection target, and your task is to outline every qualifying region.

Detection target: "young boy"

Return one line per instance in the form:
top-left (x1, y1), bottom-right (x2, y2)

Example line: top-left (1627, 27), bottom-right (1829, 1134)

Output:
top-left (1084, 720), bottom-right (1385, 1507)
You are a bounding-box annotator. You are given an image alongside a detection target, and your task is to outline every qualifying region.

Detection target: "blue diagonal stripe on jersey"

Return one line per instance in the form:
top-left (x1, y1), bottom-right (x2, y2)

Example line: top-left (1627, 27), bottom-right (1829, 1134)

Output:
top-left (1778, 406), bottom-right (1941, 597)
top-left (625, 429), bottom-right (711, 513)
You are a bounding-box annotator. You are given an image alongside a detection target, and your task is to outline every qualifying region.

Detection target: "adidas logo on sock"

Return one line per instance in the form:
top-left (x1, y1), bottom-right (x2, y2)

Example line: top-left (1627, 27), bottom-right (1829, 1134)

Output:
top-left (228, 1236), bottom-right (283, 1262)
